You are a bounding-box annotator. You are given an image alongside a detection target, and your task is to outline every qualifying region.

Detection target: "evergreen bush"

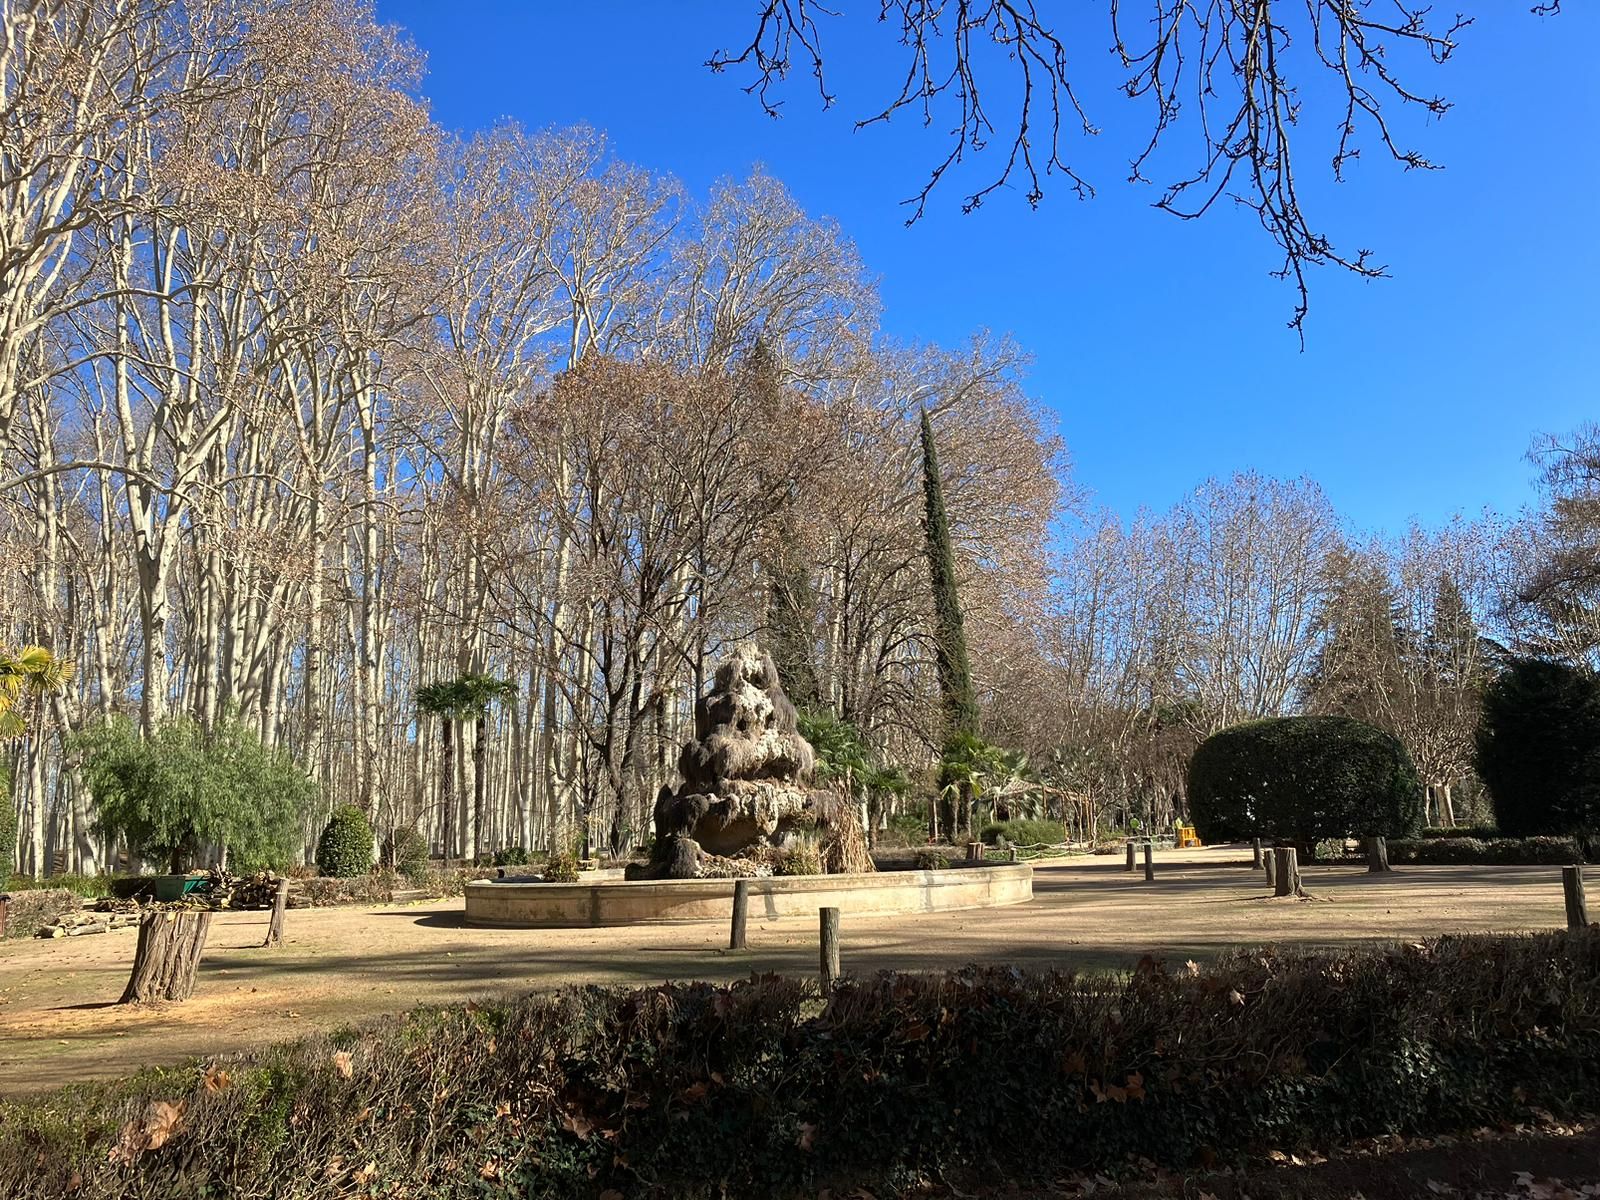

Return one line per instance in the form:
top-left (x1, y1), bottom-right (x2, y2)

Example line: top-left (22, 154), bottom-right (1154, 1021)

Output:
top-left (1189, 715), bottom-right (1423, 848)
top-left (314, 805), bottom-right (374, 879)
top-left (493, 844), bottom-right (529, 867)
top-left (979, 819), bottom-right (1066, 847)
top-left (5, 930), bottom-right (1598, 1199)
top-left (913, 848), bottom-right (951, 870)
top-left (1477, 657), bottom-right (1600, 837)
top-left (542, 851), bottom-right (579, 882)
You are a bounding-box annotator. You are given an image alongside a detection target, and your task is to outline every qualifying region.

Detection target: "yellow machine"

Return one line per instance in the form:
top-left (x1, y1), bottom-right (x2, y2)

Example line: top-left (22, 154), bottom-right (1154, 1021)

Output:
top-left (1175, 824), bottom-right (1203, 848)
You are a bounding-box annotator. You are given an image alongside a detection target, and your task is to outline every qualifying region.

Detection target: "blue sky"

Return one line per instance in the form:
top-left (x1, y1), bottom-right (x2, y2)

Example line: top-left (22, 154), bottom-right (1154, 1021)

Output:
top-left (375, 2), bottom-right (1598, 537)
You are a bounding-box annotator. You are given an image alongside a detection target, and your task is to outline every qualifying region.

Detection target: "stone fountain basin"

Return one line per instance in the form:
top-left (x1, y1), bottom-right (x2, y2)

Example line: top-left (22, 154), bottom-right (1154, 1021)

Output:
top-left (464, 863), bottom-right (1033, 928)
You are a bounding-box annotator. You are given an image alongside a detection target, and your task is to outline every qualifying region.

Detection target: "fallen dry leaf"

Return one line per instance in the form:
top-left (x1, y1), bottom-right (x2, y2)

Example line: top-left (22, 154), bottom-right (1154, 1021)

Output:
top-left (332, 1051), bottom-right (353, 1080)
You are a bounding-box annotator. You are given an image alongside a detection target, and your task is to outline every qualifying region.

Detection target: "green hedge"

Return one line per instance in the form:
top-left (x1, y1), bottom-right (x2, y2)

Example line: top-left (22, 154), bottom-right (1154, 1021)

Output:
top-left (4, 930), bottom-right (1599, 1198)
top-left (1419, 824), bottom-right (1499, 840)
top-left (1189, 715), bottom-right (1423, 847)
top-left (979, 818), bottom-right (1067, 847)
top-left (1387, 835), bottom-right (1588, 865)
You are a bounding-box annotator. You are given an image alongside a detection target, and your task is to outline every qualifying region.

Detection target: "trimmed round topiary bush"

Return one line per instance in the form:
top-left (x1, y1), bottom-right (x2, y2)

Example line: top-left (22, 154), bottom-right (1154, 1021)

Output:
top-left (1189, 715), bottom-right (1423, 851)
top-left (1477, 657), bottom-right (1600, 838)
top-left (315, 805), bottom-right (374, 879)
top-left (386, 826), bottom-right (429, 881)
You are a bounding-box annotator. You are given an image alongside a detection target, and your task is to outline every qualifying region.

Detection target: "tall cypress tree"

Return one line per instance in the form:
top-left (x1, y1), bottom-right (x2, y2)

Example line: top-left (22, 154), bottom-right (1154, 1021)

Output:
top-left (919, 409), bottom-right (979, 738)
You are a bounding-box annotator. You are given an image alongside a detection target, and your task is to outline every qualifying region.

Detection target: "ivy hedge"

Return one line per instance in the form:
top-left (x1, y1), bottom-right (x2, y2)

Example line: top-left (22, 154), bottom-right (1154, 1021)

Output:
top-left (4, 929), bottom-right (1599, 1199)
top-left (1386, 835), bottom-right (1589, 865)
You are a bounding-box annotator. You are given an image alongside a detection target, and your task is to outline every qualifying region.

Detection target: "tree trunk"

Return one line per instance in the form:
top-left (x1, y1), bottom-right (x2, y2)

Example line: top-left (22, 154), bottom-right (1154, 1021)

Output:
top-left (473, 712), bottom-right (488, 862)
top-left (120, 910), bottom-right (213, 1004)
top-left (440, 718), bottom-right (455, 864)
top-left (1365, 836), bottom-right (1391, 873)
top-left (263, 879), bottom-right (289, 947)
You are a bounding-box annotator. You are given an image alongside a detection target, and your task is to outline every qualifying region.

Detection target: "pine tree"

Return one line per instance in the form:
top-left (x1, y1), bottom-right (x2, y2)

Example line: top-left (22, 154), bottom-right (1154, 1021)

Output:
top-left (920, 409), bottom-right (979, 737)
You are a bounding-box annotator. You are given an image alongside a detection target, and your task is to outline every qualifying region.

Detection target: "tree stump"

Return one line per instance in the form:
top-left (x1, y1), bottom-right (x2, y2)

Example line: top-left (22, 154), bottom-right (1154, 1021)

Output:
top-left (1365, 836), bottom-right (1391, 874)
top-left (819, 906), bottom-right (840, 995)
top-left (263, 878), bottom-right (289, 947)
top-left (1564, 866), bottom-right (1589, 932)
top-left (0, 893), bottom-right (10, 940)
top-left (965, 841), bottom-right (984, 864)
top-left (1251, 839), bottom-right (1264, 870)
top-left (1273, 847), bottom-right (1299, 898)
top-left (120, 910), bottom-right (213, 1004)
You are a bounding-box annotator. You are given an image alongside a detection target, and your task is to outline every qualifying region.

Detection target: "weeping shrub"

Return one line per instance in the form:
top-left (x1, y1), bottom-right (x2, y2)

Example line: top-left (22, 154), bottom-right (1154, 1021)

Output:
top-left (386, 826), bottom-right (429, 881)
top-left (314, 805), bottom-right (374, 879)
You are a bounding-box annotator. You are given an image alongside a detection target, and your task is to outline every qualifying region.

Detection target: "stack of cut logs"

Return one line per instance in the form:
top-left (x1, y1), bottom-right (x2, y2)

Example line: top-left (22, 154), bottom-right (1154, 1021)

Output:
top-left (37, 910), bottom-right (142, 938)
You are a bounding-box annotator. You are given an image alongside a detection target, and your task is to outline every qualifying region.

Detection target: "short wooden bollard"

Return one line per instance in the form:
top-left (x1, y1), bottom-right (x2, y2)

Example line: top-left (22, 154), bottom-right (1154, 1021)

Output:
top-left (729, 879), bottom-right (750, 950)
top-left (1251, 839), bottom-right (1264, 870)
top-left (1264, 850), bottom-right (1277, 890)
top-left (1365, 836), bottom-right (1391, 874)
top-left (1007, 846), bottom-right (1019, 864)
top-left (263, 878), bottom-right (290, 948)
top-left (819, 906), bottom-right (841, 994)
top-left (1143, 841), bottom-right (1154, 882)
top-left (1564, 866), bottom-right (1589, 931)
top-left (1273, 847), bottom-right (1299, 897)
top-left (1125, 842), bottom-right (1136, 872)
top-left (0, 893), bottom-right (10, 940)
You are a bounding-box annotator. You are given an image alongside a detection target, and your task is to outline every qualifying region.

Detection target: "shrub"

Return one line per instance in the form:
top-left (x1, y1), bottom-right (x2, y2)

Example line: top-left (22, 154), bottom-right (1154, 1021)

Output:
top-left (314, 805), bottom-right (374, 879)
top-left (979, 818), bottom-right (1066, 847)
top-left (776, 843), bottom-right (822, 876)
top-left (2, 872), bottom-right (114, 898)
top-left (1420, 823), bottom-right (1498, 840)
top-left (295, 871), bottom-right (395, 907)
top-left (914, 848), bottom-right (951, 870)
top-left (1, 889), bottom-right (80, 939)
top-left (1477, 657), bottom-right (1600, 837)
top-left (1386, 835), bottom-right (1586, 865)
top-left (542, 851), bottom-right (579, 883)
top-left (493, 844), bottom-right (529, 867)
top-left (4, 929), bottom-right (1599, 1200)
top-left (875, 811), bottom-right (929, 849)
top-left (387, 826), bottom-right (429, 881)
top-left (1189, 715), bottom-right (1423, 848)
top-left (76, 710), bottom-right (311, 873)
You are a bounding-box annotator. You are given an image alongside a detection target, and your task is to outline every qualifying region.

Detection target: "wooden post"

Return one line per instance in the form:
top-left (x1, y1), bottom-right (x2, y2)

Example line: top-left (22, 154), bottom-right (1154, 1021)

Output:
top-left (1264, 849), bottom-right (1276, 890)
top-left (120, 909), bottom-right (214, 1004)
top-left (1365, 836), bottom-right (1391, 874)
top-left (1124, 841), bottom-right (1136, 872)
top-left (729, 879), bottom-right (749, 950)
top-left (1273, 848), bottom-right (1298, 898)
top-left (1007, 846), bottom-right (1019, 864)
top-left (1564, 866), bottom-right (1589, 931)
top-left (1143, 841), bottom-right (1154, 882)
top-left (263, 878), bottom-right (289, 948)
top-left (819, 907), bottom-right (840, 995)
top-left (1251, 839), bottom-right (1264, 870)
top-left (0, 893), bottom-right (9, 940)
top-left (965, 841), bottom-right (984, 864)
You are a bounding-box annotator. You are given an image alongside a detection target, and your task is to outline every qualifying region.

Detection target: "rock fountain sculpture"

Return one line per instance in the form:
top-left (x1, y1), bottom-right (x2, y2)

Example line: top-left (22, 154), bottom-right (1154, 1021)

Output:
top-left (629, 642), bottom-right (872, 880)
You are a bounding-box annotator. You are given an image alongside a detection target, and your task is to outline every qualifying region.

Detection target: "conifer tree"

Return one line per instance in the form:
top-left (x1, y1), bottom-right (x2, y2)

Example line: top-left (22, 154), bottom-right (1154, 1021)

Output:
top-left (920, 409), bottom-right (979, 736)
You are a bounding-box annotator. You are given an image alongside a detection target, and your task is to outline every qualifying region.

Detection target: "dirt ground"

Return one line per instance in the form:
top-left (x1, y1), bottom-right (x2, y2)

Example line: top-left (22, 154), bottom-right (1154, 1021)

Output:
top-left (0, 848), bottom-right (1578, 1097)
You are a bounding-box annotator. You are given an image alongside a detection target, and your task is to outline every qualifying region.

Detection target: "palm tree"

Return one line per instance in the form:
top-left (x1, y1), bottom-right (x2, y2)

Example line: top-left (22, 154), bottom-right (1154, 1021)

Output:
top-left (453, 673), bottom-right (518, 861)
top-left (0, 645), bottom-right (72, 739)
top-left (416, 680), bottom-right (468, 863)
